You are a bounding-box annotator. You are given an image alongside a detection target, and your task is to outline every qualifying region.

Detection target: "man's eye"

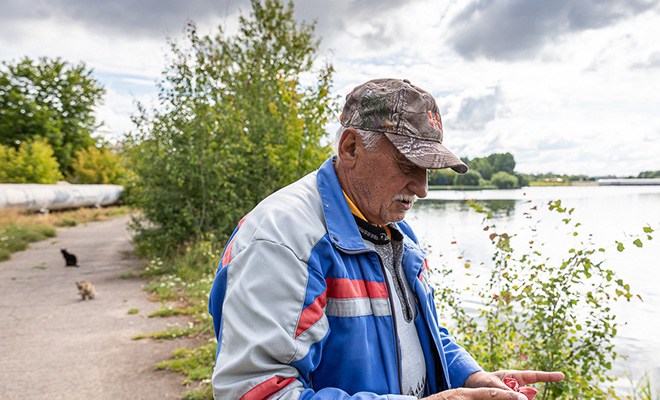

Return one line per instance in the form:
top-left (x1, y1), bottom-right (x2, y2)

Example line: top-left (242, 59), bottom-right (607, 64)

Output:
top-left (399, 164), bottom-right (415, 173)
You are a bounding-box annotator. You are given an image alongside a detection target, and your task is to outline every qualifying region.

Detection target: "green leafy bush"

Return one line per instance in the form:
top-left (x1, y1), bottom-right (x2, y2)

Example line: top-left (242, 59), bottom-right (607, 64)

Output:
top-left (125, 0), bottom-right (335, 254)
top-left (0, 138), bottom-right (63, 183)
top-left (454, 170), bottom-right (483, 186)
top-left (70, 146), bottom-right (127, 184)
top-left (429, 169), bottom-right (455, 186)
top-left (490, 171), bottom-right (519, 189)
top-left (434, 200), bottom-right (653, 399)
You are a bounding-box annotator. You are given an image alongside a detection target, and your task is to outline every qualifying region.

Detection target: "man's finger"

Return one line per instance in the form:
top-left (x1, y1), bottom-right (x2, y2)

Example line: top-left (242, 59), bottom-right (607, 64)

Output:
top-left (472, 388), bottom-right (528, 400)
top-left (495, 370), bottom-right (565, 385)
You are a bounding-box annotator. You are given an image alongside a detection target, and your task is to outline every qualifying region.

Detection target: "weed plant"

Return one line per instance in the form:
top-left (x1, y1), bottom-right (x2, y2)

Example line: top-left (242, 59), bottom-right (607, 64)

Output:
top-left (132, 238), bottom-right (222, 399)
top-left (617, 371), bottom-right (660, 400)
top-left (433, 199), bottom-right (655, 399)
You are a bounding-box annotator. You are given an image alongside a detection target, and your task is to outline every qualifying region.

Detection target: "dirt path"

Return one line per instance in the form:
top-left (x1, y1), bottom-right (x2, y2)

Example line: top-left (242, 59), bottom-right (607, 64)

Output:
top-left (0, 215), bottom-right (204, 400)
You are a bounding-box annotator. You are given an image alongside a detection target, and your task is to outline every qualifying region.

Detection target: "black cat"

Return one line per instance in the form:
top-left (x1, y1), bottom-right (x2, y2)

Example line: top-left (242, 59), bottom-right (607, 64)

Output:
top-left (61, 249), bottom-right (79, 267)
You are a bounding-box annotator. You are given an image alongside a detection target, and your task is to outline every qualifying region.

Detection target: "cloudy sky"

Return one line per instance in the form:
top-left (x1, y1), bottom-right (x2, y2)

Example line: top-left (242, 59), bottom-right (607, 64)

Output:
top-left (1, 0), bottom-right (659, 177)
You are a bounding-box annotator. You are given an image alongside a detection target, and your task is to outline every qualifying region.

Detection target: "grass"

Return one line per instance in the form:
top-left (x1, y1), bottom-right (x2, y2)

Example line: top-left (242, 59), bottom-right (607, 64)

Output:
top-left (0, 222), bottom-right (56, 261)
top-left (619, 371), bottom-right (660, 400)
top-left (131, 239), bottom-right (222, 400)
top-left (119, 268), bottom-right (135, 279)
top-left (528, 181), bottom-right (574, 186)
top-left (0, 206), bottom-right (131, 261)
top-left (155, 341), bottom-right (216, 399)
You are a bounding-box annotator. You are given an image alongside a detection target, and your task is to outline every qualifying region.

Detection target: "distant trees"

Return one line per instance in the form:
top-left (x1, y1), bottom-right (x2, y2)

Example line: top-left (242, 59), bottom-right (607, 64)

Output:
top-left (638, 170), bottom-right (660, 178)
top-left (429, 152), bottom-right (525, 189)
top-left (0, 57), bottom-right (105, 176)
top-left (454, 170), bottom-right (483, 186)
top-left (125, 0), bottom-right (335, 249)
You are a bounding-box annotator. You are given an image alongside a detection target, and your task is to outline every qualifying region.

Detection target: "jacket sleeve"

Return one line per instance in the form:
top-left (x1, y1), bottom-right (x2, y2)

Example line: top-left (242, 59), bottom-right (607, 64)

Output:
top-left (438, 324), bottom-right (483, 388)
top-left (210, 239), bottom-right (417, 400)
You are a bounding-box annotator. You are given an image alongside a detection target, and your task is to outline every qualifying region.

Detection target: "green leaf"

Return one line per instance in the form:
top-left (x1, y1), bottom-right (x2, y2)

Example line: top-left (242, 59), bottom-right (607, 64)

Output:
top-left (633, 238), bottom-right (643, 248)
top-left (616, 242), bottom-right (624, 252)
top-left (643, 226), bottom-right (654, 233)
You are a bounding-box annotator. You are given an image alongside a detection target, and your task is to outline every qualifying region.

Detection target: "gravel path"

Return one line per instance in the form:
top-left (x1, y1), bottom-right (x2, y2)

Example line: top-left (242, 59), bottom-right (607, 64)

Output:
top-left (0, 215), bottom-right (203, 400)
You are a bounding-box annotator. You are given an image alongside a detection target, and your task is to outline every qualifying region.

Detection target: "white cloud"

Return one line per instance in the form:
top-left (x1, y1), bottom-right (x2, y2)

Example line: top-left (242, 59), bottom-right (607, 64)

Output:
top-left (1, 0), bottom-right (659, 176)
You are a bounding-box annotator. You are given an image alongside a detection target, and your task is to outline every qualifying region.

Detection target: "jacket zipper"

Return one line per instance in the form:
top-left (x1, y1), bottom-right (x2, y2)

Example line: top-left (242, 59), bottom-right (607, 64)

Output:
top-left (375, 252), bottom-right (403, 394)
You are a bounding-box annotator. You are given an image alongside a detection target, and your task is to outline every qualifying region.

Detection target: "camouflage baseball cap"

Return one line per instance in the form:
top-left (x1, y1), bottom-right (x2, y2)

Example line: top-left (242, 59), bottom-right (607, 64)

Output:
top-left (340, 78), bottom-right (468, 174)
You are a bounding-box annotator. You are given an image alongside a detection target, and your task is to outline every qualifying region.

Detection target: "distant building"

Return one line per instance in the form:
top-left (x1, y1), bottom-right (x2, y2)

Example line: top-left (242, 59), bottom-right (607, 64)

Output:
top-left (597, 178), bottom-right (660, 186)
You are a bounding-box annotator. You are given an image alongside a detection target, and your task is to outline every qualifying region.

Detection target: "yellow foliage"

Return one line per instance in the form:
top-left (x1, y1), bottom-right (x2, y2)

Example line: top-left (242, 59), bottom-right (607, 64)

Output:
top-left (71, 146), bottom-right (127, 184)
top-left (0, 138), bottom-right (63, 183)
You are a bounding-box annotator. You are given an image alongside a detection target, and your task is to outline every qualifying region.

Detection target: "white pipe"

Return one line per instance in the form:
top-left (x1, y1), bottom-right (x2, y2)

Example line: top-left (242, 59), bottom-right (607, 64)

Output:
top-left (0, 183), bottom-right (123, 212)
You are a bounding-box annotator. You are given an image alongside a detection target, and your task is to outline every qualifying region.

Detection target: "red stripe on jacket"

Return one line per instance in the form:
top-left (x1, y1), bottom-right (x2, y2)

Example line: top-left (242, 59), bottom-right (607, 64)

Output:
top-left (241, 376), bottom-right (296, 400)
top-left (326, 277), bottom-right (388, 299)
top-left (220, 214), bottom-right (249, 268)
top-left (294, 278), bottom-right (388, 338)
top-left (295, 289), bottom-right (327, 338)
top-left (420, 258), bottom-right (430, 282)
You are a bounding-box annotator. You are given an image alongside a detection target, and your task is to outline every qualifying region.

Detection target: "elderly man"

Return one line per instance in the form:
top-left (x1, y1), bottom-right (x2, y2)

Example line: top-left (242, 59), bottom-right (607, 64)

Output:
top-left (208, 78), bottom-right (563, 399)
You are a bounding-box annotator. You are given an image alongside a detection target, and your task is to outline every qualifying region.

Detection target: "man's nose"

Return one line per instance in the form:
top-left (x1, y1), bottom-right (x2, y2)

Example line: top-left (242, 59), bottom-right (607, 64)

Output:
top-left (408, 168), bottom-right (428, 198)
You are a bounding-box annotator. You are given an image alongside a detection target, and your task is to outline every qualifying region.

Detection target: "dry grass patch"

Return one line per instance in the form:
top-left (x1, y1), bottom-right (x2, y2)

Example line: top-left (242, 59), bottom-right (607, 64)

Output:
top-left (0, 206), bottom-right (131, 261)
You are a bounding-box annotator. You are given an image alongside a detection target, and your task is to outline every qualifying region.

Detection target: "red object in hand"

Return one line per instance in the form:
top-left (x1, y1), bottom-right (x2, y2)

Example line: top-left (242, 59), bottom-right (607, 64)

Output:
top-left (503, 378), bottom-right (538, 400)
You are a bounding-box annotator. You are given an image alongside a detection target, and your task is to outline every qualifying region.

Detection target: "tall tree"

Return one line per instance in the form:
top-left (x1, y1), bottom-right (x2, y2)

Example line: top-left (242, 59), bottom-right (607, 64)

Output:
top-left (0, 56), bottom-right (105, 175)
top-left (126, 0), bottom-right (336, 249)
top-left (487, 152), bottom-right (516, 175)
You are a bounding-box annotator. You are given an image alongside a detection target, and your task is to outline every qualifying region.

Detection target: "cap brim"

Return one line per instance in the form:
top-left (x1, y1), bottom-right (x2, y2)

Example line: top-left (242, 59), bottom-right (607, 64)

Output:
top-left (384, 133), bottom-right (468, 174)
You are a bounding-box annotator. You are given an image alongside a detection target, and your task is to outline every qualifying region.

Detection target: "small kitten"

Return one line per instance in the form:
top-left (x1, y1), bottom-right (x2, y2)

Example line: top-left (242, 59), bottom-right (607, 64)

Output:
top-left (76, 281), bottom-right (96, 300)
top-left (61, 249), bottom-right (79, 267)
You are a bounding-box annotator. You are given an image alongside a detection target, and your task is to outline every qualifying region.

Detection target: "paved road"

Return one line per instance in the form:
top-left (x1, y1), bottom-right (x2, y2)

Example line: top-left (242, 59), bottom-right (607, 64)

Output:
top-left (0, 215), bottom-right (203, 400)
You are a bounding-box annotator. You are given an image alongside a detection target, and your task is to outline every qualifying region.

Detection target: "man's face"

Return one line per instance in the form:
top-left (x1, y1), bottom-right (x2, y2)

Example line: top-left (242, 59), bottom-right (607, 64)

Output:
top-left (350, 136), bottom-right (428, 225)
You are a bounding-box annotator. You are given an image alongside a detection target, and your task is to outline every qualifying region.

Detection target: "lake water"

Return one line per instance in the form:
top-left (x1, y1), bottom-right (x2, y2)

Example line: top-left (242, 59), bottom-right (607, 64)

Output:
top-left (406, 185), bottom-right (660, 391)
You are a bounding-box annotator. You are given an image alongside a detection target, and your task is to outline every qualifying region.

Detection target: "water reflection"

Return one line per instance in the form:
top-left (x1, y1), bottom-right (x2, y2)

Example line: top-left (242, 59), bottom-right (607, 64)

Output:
top-left (416, 198), bottom-right (517, 215)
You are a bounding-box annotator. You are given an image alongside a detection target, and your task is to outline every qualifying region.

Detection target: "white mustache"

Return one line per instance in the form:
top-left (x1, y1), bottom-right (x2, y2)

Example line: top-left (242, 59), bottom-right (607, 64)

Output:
top-left (393, 194), bottom-right (418, 205)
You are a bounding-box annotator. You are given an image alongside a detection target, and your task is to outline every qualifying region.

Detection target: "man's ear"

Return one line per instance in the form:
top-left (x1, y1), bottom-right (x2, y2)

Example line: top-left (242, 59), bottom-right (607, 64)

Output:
top-left (337, 128), bottom-right (358, 168)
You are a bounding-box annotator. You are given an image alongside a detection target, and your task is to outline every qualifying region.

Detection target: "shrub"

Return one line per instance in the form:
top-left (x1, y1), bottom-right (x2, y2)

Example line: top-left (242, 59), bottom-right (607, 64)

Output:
top-left (434, 200), bottom-right (653, 399)
top-left (429, 169), bottom-right (455, 186)
top-left (454, 170), bottom-right (483, 186)
top-left (491, 171), bottom-right (519, 189)
top-left (0, 138), bottom-right (63, 183)
top-left (70, 146), bottom-right (127, 184)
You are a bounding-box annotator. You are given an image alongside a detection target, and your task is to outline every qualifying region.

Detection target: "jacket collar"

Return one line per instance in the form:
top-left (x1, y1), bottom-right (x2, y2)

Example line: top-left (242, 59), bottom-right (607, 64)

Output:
top-left (316, 156), bottom-right (371, 252)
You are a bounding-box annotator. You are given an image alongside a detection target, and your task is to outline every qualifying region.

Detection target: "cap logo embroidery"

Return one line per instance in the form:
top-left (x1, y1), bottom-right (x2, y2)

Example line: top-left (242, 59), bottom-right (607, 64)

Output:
top-left (427, 111), bottom-right (442, 130)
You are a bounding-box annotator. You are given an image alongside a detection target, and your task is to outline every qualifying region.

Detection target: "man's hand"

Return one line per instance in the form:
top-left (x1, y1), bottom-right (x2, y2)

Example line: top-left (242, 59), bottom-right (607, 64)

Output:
top-left (464, 370), bottom-right (564, 389)
top-left (420, 370), bottom-right (564, 400)
top-left (421, 387), bottom-right (532, 400)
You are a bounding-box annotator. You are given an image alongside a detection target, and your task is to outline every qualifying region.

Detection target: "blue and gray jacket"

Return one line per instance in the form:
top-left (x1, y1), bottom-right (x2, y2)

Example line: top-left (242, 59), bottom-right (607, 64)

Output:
top-left (209, 156), bottom-right (482, 399)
